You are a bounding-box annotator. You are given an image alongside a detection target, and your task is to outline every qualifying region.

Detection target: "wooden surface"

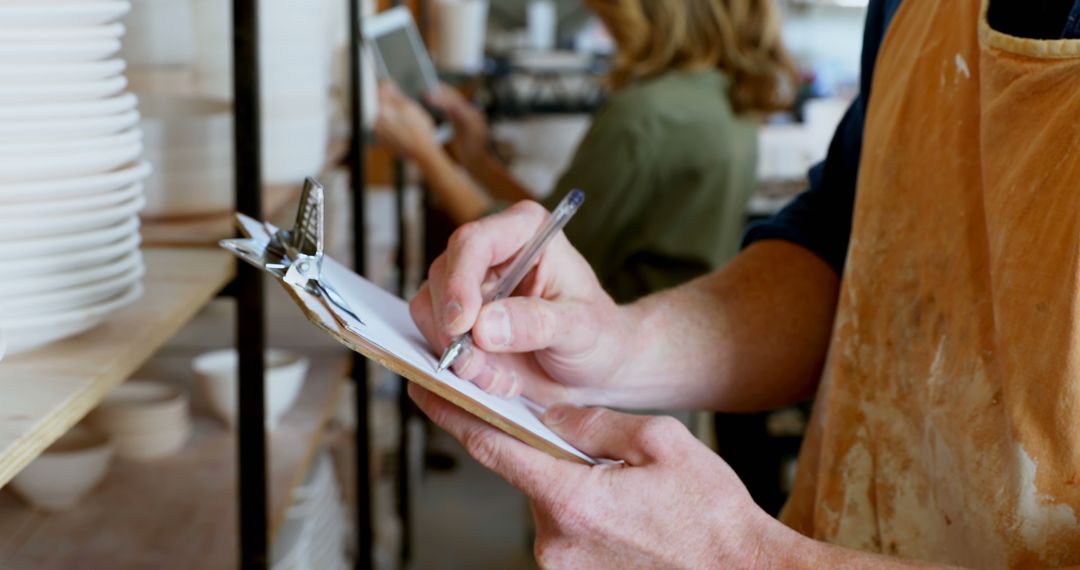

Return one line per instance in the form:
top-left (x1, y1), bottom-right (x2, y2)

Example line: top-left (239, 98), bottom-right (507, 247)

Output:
top-left (0, 368), bottom-right (346, 570)
top-left (0, 249), bottom-right (235, 489)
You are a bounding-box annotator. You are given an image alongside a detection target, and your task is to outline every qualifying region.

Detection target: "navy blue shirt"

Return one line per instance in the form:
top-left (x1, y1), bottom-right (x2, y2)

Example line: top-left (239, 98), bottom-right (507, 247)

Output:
top-left (744, 0), bottom-right (1080, 274)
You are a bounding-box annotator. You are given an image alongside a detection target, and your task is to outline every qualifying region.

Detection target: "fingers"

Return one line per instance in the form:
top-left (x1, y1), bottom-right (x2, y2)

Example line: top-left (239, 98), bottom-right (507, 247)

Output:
top-left (430, 201), bottom-right (552, 337)
top-left (471, 297), bottom-right (593, 355)
top-left (542, 405), bottom-right (689, 466)
top-left (409, 383), bottom-right (570, 497)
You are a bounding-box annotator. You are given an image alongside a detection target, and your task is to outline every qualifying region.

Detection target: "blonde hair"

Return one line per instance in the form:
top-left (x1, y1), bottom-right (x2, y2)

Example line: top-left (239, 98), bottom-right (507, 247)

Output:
top-left (586, 0), bottom-right (797, 114)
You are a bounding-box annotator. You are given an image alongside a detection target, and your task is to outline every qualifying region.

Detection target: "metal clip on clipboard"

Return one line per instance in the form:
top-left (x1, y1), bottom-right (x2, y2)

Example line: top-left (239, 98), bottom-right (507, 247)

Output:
top-left (220, 177), bottom-right (364, 333)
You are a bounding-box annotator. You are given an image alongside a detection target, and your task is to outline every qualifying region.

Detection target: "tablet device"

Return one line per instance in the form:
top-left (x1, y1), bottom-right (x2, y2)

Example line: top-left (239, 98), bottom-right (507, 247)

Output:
top-left (364, 6), bottom-right (453, 143)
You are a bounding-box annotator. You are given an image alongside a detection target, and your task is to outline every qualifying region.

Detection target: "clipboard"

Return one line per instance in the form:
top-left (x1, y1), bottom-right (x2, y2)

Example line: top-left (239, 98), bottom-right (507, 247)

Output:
top-left (220, 179), bottom-right (593, 465)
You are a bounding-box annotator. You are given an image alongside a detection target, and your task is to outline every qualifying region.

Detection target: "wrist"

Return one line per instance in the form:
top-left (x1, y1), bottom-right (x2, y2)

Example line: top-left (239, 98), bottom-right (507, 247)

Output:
top-left (736, 512), bottom-right (818, 569)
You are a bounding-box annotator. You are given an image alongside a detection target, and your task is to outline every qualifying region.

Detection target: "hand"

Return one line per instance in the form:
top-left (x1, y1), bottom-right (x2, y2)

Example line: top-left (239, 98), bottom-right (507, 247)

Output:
top-left (409, 201), bottom-right (632, 403)
top-left (374, 82), bottom-right (438, 160)
top-left (428, 84), bottom-right (491, 173)
top-left (409, 384), bottom-right (781, 568)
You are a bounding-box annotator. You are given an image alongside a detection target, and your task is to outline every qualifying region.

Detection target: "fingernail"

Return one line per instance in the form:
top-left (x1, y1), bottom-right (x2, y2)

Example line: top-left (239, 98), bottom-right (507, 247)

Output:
top-left (455, 345), bottom-right (475, 375)
top-left (483, 306), bottom-right (512, 347)
top-left (487, 367), bottom-right (503, 394)
top-left (543, 405), bottom-right (571, 426)
top-left (444, 300), bottom-right (463, 329)
top-left (505, 370), bottom-right (521, 398)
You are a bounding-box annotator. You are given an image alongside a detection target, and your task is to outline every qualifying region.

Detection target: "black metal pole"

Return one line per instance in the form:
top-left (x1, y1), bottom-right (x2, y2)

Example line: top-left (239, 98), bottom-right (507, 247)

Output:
top-left (392, 157), bottom-right (412, 562)
top-left (233, 0), bottom-right (268, 568)
top-left (348, 0), bottom-right (374, 568)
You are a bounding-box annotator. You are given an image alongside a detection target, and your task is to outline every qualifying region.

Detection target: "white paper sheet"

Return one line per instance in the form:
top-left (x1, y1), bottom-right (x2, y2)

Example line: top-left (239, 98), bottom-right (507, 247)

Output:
top-left (317, 258), bottom-right (594, 463)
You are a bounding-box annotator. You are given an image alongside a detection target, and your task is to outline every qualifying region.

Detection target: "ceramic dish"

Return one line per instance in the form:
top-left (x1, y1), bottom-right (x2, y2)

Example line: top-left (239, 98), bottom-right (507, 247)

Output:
top-left (0, 247), bottom-right (141, 296)
top-left (109, 420), bottom-right (191, 460)
top-left (90, 380), bottom-right (188, 429)
top-left (0, 160), bottom-right (149, 202)
top-left (0, 58), bottom-right (125, 83)
top-left (0, 74), bottom-right (127, 104)
top-left (0, 2), bottom-right (131, 28)
top-left (193, 349), bottom-right (310, 430)
top-left (0, 109), bottom-right (139, 142)
top-left (0, 193), bottom-right (144, 239)
top-left (0, 39), bottom-right (122, 63)
top-left (0, 22), bottom-right (124, 42)
top-left (0, 140), bottom-right (142, 183)
top-left (0, 91), bottom-right (136, 120)
top-left (0, 181), bottom-right (141, 217)
top-left (9, 425), bottom-right (113, 512)
top-left (1, 282), bottom-right (142, 355)
top-left (4, 216), bottom-right (138, 258)
top-left (6, 265), bottom-right (145, 316)
top-left (18, 231), bottom-right (140, 276)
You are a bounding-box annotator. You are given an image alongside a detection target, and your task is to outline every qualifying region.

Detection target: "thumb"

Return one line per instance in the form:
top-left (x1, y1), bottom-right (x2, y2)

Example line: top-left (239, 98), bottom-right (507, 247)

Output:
top-left (542, 405), bottom-right (684, 466)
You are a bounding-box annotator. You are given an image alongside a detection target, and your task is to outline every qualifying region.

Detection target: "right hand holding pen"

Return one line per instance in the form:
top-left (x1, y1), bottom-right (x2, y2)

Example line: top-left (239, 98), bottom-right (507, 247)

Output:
top-left (409, 201), bottom-right (632, 403)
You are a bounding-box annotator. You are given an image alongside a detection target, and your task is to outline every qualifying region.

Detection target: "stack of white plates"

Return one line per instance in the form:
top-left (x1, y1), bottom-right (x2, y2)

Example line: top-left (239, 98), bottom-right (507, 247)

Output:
top-left (0, 1), bottom-right (148, 355)
top-left (273, 452), bottom-right (349, 570)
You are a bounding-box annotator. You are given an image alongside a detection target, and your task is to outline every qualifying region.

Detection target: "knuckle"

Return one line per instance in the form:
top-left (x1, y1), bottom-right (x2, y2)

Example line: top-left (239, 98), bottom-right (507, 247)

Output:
top-left (575, 407), bottom-right (608, 439)
top-left (427, 255), bottom-right (445, 282)
top-left (461, 425), bottom-right (500, 469)
top-left (449, 221), bottom-right (482, 250)
top-left (534, 540), bottom-right (565, 570)
top-left (635, 416), bottom-right (684, 454)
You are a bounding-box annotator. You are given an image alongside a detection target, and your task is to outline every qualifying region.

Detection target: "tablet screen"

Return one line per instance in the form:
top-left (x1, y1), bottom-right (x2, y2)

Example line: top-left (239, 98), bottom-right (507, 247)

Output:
top-left (373, 28), bottom-right (431, 101)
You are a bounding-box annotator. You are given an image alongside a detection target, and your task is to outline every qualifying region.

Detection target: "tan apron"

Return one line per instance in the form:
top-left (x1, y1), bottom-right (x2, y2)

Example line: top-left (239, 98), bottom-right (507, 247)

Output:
top-left (780, 1), bottom-right (1080, 567)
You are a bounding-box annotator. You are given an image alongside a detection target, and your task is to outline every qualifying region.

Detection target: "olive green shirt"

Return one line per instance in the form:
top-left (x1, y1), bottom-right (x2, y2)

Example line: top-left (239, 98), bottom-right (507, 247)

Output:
top-left (543, 69), bottom-right (758, 303)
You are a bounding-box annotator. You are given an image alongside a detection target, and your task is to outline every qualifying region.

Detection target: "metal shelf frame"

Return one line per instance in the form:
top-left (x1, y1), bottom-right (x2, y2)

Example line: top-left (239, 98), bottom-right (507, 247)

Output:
top-left (230, 1), bottom-right (374, 568)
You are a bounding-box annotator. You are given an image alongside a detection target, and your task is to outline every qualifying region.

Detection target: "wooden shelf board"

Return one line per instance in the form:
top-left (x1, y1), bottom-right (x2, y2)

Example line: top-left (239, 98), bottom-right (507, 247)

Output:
top-left (0, 359), bottom-right (347, 570)
top-left (0, 248), bottom-right (235, 489)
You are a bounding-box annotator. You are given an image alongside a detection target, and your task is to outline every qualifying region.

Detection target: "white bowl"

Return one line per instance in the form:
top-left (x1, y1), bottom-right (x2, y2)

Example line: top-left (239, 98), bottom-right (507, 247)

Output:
top-left (0, 2), bottom-right (131, 28)
top-left (0, 75), bottom-right (127, 104)
top-left (0, 22), bottom-right (125, 42)
top-left (0, 140), bottom-right (142, 183)
top-left (87, 380), bottom-right (191, 460)
top-left (139, 94), bottom-right (231, 148)
top-left (0, 38), bottom-right (121, 63)
top-left (0, 180), bottom-right (141, 218)
top-left (193, 349), bottom-right (310, 430)
top-left (0, 282), bottom-right (142, 355)
top-left (0, 91), bottom-right (137, 120)
top-left (0, 193), bottom-right (144, 239)
top-left (119, 0), bottom-right (195, 67)
top-left (18, 231), bottom-right (140, 276)
top-left (110, 421), bottom-right (191, 460)
top-left (0, 247), bottom-right (141, 295)
top-left (0, 109), bottom-right (139, 142)
top-left (262, 112), bottom-right (329, 184)
top-left (10, 425), bottom-right (113, 512)
top-left (0, 160), bottom-right (150, 202)
top-left (0, 58), bottom-right (126, 83)
top-left (4, 215), bottom-right (137, 259)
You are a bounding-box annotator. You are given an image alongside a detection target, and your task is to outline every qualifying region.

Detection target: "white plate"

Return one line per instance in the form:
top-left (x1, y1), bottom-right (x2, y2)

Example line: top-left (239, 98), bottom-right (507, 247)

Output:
top-left (0, 39), bottom-right (121, 63)
top-left (0, 194), bottom-right (144, 240)
top-left (0, 109), bottom-right (139, 142)
top-left (0, 127), bottom-right (139, 156)
top-left (5, 216), bottom-right (138, 258)
top-left (2, 254), bottom-right (143, 313)
top-left (0, 141), bottom-right (142, 183)
top-left (19, 231), bottom-right (140, 276)
top-left (1, 283), bottom-right (142, 356)
top-left (0, 75), bottom-right (127, 104)
top-left (0, 160), bottom-right (149, 202)
top-left (0, 2), bottom-right (131, 29)
top-left (0, 59), bottom-right (125, 83)
top-left (0, 182), bottom-right (141, 218)
top-left (0, 248), bottom-right (140, 296)
top-left (0, 92), bottom-right (136, 120)
top-left (0, 22), bottom-right (124, 42)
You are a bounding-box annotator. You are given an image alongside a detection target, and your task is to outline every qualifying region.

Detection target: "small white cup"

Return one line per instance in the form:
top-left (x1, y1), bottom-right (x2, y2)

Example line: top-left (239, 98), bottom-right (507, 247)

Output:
top-left (435, 0), bottom-right (489, 74)
top-left (526, 0), bottom-right (557, 51)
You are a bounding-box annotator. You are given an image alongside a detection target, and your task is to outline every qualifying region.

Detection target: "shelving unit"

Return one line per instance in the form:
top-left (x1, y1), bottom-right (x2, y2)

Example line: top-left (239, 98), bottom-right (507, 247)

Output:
top-left (0, 365), bottom-right (346, 569)
top-left (0, 249), bottom-right (234, 490)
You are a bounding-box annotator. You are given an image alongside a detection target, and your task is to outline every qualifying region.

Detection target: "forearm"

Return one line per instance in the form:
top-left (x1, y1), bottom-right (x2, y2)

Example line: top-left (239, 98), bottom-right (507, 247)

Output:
top-left (414, 146), bottom-right (493, 224)
top-left (468, 153), bottom-right (535, 203)
top-left (576, 239), bottom-right (840, 412)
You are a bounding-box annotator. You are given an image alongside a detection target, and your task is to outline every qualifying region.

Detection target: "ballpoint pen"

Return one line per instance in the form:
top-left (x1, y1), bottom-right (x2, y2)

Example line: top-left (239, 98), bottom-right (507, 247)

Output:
top-left (436, 189), bottom-right (586, 373)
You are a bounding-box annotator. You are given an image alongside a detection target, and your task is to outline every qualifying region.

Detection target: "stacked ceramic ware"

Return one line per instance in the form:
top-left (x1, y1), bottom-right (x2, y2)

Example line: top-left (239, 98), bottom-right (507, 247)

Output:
top-left (87, 380), bottom-right (192, 461)
top-left (273, 452), bottom-right (349, 570)
top-left (0, 0), bottom-right (148, 355)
